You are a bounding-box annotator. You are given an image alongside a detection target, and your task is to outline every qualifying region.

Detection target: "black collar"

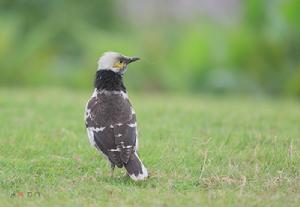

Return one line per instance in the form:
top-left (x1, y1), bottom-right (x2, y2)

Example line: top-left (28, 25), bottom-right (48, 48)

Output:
top-left (94, 70), bottom-right (126, 92)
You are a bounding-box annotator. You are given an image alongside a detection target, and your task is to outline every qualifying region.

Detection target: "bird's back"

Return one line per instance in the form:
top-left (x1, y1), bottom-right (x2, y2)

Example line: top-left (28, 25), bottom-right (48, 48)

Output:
top-left (86, 91), bottom-right (133, 127)
top-left (85, 90), bottom-right (137, 167)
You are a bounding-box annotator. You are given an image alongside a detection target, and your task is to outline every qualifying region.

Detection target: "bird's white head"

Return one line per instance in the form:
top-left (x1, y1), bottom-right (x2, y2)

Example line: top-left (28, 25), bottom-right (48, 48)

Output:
top-left (97, 51), bottom-right (140, 74)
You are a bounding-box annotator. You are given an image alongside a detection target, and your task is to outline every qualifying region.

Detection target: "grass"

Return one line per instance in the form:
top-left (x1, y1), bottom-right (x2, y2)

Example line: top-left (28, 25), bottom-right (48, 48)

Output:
top-left (0, 88), bottom-right (299, 206)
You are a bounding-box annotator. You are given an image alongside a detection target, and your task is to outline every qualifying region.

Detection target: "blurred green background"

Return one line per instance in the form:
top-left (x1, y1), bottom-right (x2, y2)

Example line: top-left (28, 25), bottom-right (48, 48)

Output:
top-left (0, 0), bottom-right (300, 96)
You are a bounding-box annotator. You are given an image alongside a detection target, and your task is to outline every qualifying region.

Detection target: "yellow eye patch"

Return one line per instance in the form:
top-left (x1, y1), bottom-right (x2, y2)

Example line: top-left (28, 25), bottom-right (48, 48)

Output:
top-left (113, 61), bottom-right (124, 69)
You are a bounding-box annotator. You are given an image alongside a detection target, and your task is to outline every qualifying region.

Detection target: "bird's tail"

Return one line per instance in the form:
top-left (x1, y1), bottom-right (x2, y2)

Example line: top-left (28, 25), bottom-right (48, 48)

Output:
top-left (124, 152), bottom-right (148, 181)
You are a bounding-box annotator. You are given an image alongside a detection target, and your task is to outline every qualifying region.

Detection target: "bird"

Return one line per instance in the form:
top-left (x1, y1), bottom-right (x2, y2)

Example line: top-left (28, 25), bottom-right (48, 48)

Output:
top-left (84, 51), bottom-right (148, 181)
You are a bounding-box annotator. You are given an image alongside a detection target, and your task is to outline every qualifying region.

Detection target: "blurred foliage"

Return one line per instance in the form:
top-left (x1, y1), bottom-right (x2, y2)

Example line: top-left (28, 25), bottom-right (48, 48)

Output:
top-left (0, 0), bottom-right (300, 97)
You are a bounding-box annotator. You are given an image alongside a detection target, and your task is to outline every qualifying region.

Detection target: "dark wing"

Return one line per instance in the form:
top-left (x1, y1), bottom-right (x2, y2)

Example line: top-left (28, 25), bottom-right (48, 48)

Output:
top-left (85, 92), bottom-right (137, 167)
top-left (112, 114), bottom-right (137, 164)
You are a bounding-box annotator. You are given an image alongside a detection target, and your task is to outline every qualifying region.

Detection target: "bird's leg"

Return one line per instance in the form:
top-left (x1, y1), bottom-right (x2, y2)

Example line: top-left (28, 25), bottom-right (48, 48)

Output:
top-left (110, 164), bottom-right (115, 177)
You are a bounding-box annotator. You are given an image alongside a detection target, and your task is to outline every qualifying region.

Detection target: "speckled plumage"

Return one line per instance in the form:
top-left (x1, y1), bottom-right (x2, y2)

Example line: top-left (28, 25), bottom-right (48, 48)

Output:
top-left (85, 88), bottom-right (137, 166)
top-left (84, 53), bottom-right (148, 181)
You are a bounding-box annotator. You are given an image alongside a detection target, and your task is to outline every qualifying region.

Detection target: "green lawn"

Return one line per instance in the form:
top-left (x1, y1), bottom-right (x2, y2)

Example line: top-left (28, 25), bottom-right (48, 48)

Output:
top-left (0, 88), bottom-right (299, 206)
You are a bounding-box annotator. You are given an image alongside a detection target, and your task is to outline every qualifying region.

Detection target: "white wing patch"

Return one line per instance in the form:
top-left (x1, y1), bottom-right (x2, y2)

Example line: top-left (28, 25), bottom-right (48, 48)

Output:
top-left (130, 107), bottom-right (136, 115)
top-left (86, 128), bottom-right (96, 146)
top-left (127, 122), bottom-right (137, 128)
top-left (120, 91), bottom-right (128, 99)
top-left (89, 126), bottom-right (105, 132)
top-left (84, 103), bottom-right (92, 125)
top-left (86, 127), bottom-right (105, 147)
